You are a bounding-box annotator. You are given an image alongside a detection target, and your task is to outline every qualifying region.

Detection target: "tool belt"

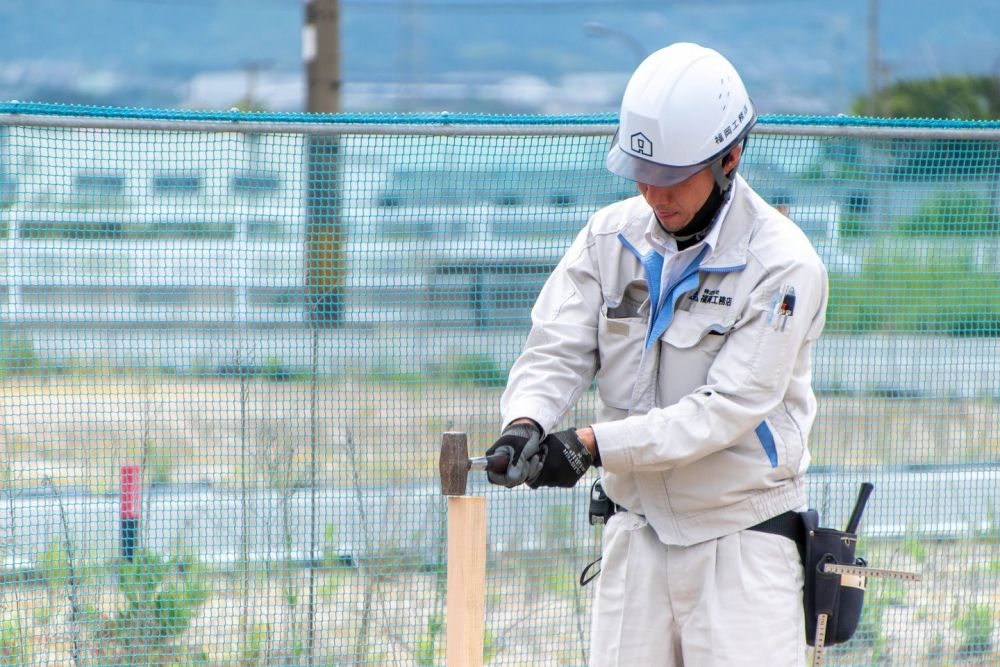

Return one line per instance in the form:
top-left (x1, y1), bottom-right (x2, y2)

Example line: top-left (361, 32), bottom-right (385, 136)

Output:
top-left (797, 509), bottom-right (866, 647)
top-left (748, 511), bottom-right (866, 648)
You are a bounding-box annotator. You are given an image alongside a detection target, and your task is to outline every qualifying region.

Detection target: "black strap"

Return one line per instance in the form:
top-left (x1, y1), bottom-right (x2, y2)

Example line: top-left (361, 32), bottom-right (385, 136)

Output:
top-left (579, 556), bottom-right (602, 586)
top-left (748, 510), bottom-right (806, 563)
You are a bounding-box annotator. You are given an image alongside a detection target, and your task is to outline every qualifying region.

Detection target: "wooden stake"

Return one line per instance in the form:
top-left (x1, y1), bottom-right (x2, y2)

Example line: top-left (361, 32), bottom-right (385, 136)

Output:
top-left (446, 494), bottom-right (487, 667)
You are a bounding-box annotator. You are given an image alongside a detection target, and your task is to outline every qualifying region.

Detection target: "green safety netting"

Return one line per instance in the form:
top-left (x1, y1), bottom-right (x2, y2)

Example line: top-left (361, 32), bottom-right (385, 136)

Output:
top-left (0, 104), bottom-right (997, 665)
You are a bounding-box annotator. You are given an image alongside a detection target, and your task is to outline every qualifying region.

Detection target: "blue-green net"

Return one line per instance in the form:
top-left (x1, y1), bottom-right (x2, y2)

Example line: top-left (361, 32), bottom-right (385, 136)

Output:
top-left (0, 103), bottom-right (997, 665)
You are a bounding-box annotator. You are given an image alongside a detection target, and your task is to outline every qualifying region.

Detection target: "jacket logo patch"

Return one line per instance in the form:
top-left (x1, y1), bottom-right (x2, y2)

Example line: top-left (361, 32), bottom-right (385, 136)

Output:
top-left (689, 288), bottom-right (733, 307)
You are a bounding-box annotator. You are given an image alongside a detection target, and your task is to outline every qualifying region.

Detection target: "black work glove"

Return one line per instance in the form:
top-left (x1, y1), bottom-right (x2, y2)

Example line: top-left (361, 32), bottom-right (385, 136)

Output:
top-left (528, 429), bottom-right (594, 489)
top-left (485, 422), bottom-right (543, 488)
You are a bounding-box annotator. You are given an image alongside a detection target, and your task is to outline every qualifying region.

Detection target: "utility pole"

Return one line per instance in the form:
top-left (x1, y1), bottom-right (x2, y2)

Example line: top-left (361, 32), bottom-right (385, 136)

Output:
top-left (304, 0), bottom-right (343, 324)
top-left (302, 2), bottom-right (340, 664)
top-left (867, 0), bottom-right (880, 116)
top-left (306, 0), bottom-right (341, 114)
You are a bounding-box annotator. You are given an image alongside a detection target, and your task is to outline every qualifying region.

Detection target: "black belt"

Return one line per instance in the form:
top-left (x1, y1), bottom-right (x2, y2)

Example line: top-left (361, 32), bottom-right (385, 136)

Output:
top-left (605, 503), bottom-right (805, 553)
top-left (748, 510), bottom-right (806, 562)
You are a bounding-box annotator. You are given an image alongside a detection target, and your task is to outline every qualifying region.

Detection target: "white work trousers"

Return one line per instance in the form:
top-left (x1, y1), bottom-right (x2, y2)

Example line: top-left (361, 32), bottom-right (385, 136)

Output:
top-left (589, 511), bottom-right (806, 667)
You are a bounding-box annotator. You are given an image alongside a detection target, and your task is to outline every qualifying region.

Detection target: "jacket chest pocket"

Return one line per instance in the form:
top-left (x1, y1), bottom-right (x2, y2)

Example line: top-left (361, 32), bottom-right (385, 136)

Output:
top-left (596, 284), bottom-right (649, 409)
top-left (659, 310), bottom-right (733, 401)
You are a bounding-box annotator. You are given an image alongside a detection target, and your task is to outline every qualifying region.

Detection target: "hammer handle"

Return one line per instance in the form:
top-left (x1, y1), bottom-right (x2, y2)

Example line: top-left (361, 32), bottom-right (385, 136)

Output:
top-left (469, 452), bottom-right (510, 474)
top-left (844, 482), bottom-right (875, 534)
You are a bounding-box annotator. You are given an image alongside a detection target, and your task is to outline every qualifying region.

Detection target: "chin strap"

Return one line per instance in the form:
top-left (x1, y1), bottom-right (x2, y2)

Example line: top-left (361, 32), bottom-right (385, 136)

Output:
top-left (711, 136), bottom-right (750, 192)
top-left (663, 179), bottom-right (730, 249)
top-left (711, 158), bottom-right (733, 191)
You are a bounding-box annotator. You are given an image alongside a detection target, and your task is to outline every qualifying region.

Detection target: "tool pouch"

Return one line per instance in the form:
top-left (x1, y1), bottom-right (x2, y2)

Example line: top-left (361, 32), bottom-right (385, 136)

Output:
top-left (801, 509), bottom-right (866, 647)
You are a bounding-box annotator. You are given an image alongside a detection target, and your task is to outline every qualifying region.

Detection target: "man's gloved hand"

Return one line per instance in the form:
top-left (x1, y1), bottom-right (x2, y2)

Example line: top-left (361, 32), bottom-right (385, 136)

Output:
top-left (528, 429), bottom-right (594, 489)
top-left (485, 421), bottom-right (543, 488)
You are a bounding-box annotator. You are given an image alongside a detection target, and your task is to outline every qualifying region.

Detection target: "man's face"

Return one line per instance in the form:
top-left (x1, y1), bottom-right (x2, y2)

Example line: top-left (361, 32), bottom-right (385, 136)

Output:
top-left (637, 168), bottom-right (717, 233)
top-left (636, 148), bottom-right (740, 233)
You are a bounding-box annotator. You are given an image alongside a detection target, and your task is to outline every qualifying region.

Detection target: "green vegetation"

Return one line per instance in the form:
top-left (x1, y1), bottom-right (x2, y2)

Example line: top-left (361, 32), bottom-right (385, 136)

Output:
top-left (852, 594), bottom-right (890, 661)
top-left (827, 247), bottom-right (1000, 336)
top-left (414, 611), bottom-right (443, 666)
top-left (826, 186), bottom-right (1000, 335)
top-left (360, 352), bottom-right (511, 388)
top-left (100, 549), bottom-right (212, 663)
top-left (442, 353), bottom-right (508, 388)
top-left (953, 603), bottom-right (995, 656)
top-left (853, 74), bottom-right (1000, 120)
top-left (900, 533), bottom-right (929, 564)
top-left (898, 191), bottom-right (1000, 237)
top-left (0, 332), bottom-right (41, 377)
top-left (141, 436), bottom-right (174, 486)
top-left (239, 621), bottom-right (271, 665)
top-left (0, 619), bottom-right (29, 665)
top-left (37, 540), bottom-right (72, 624)
top-left (850, 75), bottom-right (1000, 180)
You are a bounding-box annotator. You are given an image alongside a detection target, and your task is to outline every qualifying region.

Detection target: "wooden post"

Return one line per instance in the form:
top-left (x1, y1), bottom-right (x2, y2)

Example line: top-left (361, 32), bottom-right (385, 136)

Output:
top-left (446, 495), bottom-right (487, 667)
top-left (440, 432), bottom-right (487, 667)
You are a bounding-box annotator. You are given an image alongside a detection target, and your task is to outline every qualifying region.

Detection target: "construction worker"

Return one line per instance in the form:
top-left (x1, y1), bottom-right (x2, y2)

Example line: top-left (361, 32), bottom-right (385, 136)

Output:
top-left (485, 42), bottom-right (828, 666)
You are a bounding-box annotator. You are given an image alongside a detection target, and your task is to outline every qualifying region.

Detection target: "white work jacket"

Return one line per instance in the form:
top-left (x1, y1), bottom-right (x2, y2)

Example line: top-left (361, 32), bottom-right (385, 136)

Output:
top-left (501, 175), bottom-right (829, 546)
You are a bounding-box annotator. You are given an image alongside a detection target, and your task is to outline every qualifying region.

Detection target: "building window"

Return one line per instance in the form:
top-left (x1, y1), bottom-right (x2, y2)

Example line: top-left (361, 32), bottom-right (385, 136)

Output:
top-left (249, 218), bottom-right (287, 238)
top-left (548, 192), bottom-right (574, 207)
top-left (495, 193), bottom-right (521, 207)
top-left (152, 172), bottom-right (203, 195)
top-left (232, 171), bottom-right (281, 195)
top-left (75, 172), bottom-right (126, 202)
top-left (21, 219), bottom-right (122, 239)
top-left (247, 287), bottom-right (307, 309)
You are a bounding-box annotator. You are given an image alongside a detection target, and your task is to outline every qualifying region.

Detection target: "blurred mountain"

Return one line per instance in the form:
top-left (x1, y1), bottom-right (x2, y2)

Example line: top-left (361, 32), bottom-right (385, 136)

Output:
top-left (1, 0), bottom-right (998, 115)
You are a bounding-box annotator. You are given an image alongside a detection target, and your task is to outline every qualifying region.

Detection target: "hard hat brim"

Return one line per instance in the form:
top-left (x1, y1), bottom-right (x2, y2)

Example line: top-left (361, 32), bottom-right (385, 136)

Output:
top-left (605, 134), bottom-right (708, 187)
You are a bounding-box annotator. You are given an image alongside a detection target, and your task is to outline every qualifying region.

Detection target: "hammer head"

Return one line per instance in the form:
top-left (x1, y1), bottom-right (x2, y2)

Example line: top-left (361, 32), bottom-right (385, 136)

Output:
top-left (439, 431), bottom-right (470, 496)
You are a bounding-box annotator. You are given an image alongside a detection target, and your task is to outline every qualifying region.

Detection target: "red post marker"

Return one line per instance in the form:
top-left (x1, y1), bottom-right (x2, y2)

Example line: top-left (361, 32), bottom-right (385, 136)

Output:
top-left (120, 464), bottom-right (140, 561)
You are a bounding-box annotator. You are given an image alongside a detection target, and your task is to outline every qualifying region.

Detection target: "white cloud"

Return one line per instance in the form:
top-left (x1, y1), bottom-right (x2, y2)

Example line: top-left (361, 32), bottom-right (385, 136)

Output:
top-left (180, 70), bottom-right (304, 112)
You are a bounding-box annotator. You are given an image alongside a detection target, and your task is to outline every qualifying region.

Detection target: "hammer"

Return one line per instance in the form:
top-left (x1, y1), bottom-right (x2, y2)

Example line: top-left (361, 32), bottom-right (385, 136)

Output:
top-left (439, 432), bottom-right (509, 496)
top-left (438, 432), bottom-right (507, 667)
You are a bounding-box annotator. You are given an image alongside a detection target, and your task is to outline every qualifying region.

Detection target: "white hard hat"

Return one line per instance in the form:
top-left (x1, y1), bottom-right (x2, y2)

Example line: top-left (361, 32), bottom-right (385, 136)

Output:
top-left (606, 42), bottom-right (756, 188)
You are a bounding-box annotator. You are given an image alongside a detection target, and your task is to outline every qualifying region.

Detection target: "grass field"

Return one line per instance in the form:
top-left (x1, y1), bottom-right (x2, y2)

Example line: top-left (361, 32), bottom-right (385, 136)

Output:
top-left (0, 373), bottom-right (996, 664)
top-left (0, 374), bottom-right (997, 490)
top-left (3, 537), bottom-right (997, 665)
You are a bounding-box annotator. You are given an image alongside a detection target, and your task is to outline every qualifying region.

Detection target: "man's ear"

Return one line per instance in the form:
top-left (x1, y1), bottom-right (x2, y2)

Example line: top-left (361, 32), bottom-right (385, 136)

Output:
top-left (724, 145), bottom-right (742, 172)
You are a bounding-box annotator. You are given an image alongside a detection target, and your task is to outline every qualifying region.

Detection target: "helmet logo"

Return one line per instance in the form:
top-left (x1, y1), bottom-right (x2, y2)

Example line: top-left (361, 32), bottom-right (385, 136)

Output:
top-left (630, 132), bottom-right (653, 157)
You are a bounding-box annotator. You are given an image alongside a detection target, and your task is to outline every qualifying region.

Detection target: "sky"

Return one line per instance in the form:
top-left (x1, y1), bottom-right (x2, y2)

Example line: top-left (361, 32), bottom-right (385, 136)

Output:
top-left (0, 0), bottom-right (998, 115)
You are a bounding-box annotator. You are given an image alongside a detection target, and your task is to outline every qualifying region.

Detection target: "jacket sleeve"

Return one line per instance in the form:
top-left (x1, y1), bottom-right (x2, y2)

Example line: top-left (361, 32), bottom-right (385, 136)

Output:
top-left (592, 254), bottom-right (828, 472)
top-left (500, 224), bottom-right (603, 434)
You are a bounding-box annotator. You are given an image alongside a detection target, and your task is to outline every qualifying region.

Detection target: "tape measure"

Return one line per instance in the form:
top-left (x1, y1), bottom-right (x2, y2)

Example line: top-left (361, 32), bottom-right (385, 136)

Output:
top-left (823, 562), bottom-right (922, 583)
top-left (811, 564), bottom-right (921, 667)
top-left (810, 613), bottom-right (830, 667)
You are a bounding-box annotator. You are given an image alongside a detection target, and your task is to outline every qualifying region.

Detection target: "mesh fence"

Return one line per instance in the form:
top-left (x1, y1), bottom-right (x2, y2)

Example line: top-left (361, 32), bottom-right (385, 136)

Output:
top-left (0, 103), bottom-right (998, 665)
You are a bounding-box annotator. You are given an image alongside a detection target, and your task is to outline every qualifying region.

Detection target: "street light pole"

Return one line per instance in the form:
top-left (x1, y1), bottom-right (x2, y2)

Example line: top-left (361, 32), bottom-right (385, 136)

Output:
top-left (867, 0), bottom-right (881, 116)
top-left (584, 21), bottom-right (647, 66)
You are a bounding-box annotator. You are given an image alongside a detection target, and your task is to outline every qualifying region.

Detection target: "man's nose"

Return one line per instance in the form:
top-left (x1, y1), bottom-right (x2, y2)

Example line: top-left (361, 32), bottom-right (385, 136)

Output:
top-left (642, 185), bottom-right (673, 204)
